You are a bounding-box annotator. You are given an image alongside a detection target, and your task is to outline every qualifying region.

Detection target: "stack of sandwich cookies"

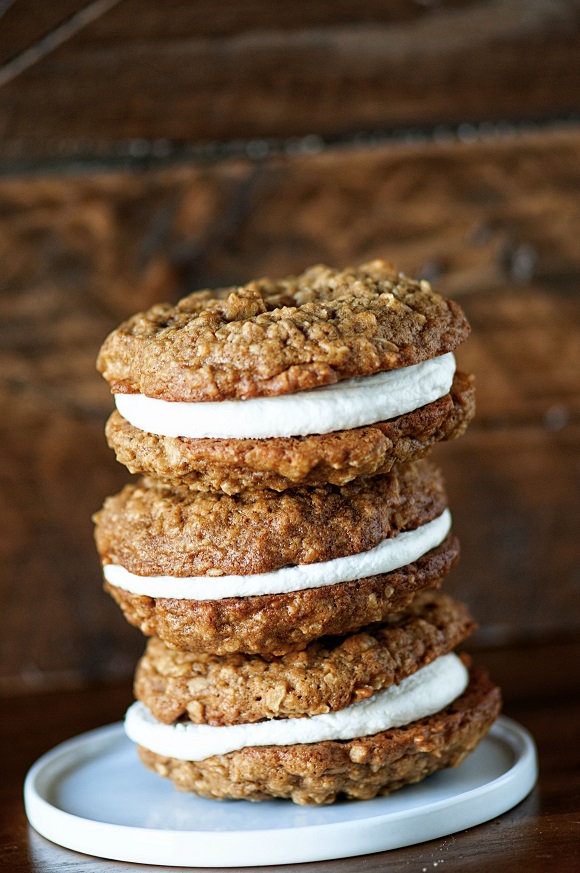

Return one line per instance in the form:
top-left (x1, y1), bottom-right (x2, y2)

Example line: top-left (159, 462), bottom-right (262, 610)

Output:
top-left (94, 260), bottom-right (501, 804)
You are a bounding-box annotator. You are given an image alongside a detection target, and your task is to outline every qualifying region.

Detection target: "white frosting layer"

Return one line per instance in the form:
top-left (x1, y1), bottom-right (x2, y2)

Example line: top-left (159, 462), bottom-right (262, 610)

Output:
top-left (124, 653), bottom-right (468, 761)
top-left (103, 509), bottom-right (451, 600)
top-left (114, 353), bottom-right (456, 439)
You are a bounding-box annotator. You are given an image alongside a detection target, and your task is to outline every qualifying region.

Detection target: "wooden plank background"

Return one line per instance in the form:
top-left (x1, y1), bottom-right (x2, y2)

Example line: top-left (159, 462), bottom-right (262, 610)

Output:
top-left (0, 1), bottom-right (578, 693)
top-left (1, 0), bottom-right (580, 160)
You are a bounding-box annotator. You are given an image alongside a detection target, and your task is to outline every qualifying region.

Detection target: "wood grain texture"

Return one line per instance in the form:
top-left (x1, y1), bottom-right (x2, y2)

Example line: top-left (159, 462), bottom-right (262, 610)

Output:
top-left (0, 0), bottom-right (86, 67)
top-left (1, 651), bottom-right (579, 872)
top-left (437, 427), bottom-right (580, 638)
top-left (1, 0), bottom-right (580, 158)
top-left (1, 127), bottom-right (579, 691)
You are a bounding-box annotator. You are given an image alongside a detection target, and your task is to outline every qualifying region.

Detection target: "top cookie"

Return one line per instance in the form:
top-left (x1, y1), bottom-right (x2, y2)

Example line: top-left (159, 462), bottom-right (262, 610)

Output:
top-left (97, 261), bottom-right (470, 402)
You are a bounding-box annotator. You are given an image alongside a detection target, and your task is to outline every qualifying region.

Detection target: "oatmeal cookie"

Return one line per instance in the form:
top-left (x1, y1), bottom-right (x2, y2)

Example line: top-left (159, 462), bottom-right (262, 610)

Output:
top-left (104, 534), bottom-right (459, 655)
top-left (97, 261), bottom-right (469, 402)
top-left (135, 590), bottom-right (475, 726)
top-left (93, 460), bottom-right (446, 577)
top-left (106, 371), bottom-right (474, 493)
top-left (137, 665), bottom-right (500, 804)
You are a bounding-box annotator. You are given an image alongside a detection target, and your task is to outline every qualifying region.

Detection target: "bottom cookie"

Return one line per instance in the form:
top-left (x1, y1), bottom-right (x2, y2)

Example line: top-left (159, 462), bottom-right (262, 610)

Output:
top-left (137, 665), bottom-right (501, 805)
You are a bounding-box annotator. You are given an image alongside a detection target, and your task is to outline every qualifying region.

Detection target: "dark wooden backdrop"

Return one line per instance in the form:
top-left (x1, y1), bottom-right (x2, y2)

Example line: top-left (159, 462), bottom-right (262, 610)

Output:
top-left (1, 0), bottom-right (579, 695)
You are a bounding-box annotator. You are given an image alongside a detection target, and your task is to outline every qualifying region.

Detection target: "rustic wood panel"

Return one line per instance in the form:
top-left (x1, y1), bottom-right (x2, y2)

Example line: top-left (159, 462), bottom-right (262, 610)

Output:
top-left (0, 0), bottom-right (478, 55)
top-left (1, 1), bottom-right (580, 158)
top-left (1, 127), bottom-right (578, 692)
top-left (437, 426), bottom-right (580, 640)
top-left (0, 1), bottom-right (86, 67)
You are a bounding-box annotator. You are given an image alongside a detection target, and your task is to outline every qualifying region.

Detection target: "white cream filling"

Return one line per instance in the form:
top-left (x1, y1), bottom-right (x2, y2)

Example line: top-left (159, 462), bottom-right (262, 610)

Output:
top-left (114, 353), bottom-right (456, 439)
top-left (103, 508), bottom-right (451, 600)
top-left (124, 653), bottom-right (468, 761)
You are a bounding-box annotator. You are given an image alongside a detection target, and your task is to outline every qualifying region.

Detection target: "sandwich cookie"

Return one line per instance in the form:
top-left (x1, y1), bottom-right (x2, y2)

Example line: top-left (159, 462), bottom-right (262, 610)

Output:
top-left (93, 460), bottom-right (459, 654)
top-left (97, 261), bottom-right (473, 491)
top-left (128, 658), bottom-right (501, 805)
top-left (126, 593), bottom-right (497, 805)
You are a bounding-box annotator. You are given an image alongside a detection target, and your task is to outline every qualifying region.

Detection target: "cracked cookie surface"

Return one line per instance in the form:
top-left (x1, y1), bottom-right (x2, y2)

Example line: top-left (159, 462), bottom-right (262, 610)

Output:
top-left (97, 261), bottom-right (470, 402)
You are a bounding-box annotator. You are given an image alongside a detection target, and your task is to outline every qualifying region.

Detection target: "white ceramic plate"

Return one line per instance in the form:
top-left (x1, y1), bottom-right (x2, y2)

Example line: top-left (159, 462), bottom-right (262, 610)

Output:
top-left (24, 715), bottom-right (537, 867)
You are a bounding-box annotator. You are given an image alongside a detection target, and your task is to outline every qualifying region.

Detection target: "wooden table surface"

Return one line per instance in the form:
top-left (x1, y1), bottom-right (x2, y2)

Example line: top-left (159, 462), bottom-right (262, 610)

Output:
top-left (2, 640), bottom-right (579, 873)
